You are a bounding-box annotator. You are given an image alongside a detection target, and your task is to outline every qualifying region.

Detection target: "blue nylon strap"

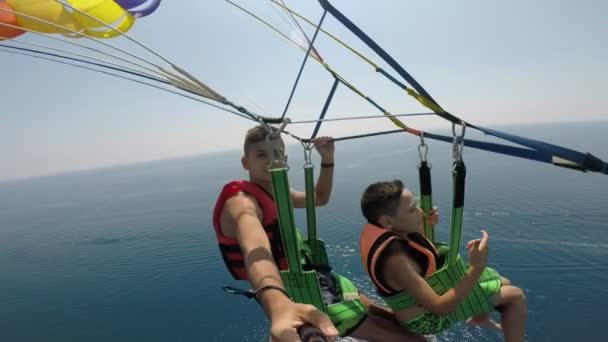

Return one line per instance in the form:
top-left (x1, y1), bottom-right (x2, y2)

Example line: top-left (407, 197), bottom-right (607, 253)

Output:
top-left (310, 77), bottom-right (339, 140)
top-left (317, 0), bottom-right (463, 125)
top-left (423, 132), bottom-right (550, 164)
top-left (376, 68), bottom-right (408, 90)
top-left (424, 131), bottom-right (607, 173)
top-left (317, 0), bottom-right (435, 103)
top-left (476, 126), bottom-right (597, 167)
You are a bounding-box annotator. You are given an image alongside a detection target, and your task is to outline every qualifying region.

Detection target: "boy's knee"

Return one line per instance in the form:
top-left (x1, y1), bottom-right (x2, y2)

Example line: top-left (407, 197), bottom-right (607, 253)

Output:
top-left (512, 286), bottom-right (526, 302)
top-left (505, 287), bottom-right (527, 313)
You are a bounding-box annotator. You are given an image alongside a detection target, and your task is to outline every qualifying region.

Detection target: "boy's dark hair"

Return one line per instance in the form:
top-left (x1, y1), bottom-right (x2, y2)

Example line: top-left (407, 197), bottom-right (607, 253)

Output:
top-left (361, 180), bottom-right (405, 225)
top-left (243, 125), bottom-right (284, 155)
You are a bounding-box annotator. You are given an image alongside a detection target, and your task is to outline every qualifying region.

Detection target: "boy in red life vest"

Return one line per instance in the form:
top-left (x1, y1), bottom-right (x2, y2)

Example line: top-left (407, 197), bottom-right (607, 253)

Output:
top-left (213, 126), bottom-right (425, 342)
top-left (359, 180), bottom-right (527, 341)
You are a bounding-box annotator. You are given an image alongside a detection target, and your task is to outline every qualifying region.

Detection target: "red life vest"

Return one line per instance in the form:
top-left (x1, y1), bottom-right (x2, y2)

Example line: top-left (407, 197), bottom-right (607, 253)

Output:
top-left (359, 223), bottom-right (439, 295)
top-left (213, 180), bottom-right (288, 280)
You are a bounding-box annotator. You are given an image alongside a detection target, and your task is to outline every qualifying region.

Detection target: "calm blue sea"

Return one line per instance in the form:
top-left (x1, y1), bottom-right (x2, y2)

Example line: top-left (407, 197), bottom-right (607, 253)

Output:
top-left (1, 121), bottom-right (607, 341)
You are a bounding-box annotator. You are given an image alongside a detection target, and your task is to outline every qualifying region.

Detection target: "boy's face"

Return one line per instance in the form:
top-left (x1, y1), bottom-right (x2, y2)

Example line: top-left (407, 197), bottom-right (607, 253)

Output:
top-left (383, 189), bottom-right (424, 234)
top-left (241, 139), bottom-right (286, 183)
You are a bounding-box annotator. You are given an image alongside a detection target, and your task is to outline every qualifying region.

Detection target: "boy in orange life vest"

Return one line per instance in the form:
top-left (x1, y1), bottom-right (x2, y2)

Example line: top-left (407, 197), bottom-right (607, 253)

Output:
top-left (359, 180), bottom-right (527, 341)
top-left (213, 126), bottom-right (426, 342)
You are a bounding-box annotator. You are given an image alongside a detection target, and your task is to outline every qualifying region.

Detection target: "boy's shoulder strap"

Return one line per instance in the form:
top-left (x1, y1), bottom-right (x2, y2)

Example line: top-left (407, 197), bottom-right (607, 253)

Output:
top-left (359, 223), bottom-right (400, 294)
top-left (214, 180), bottom-right (277, 226)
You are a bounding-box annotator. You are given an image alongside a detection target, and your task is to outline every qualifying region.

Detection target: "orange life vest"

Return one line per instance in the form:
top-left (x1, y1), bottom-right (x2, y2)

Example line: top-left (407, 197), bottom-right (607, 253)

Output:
top-left (359, 223), bottom-right (439, 295)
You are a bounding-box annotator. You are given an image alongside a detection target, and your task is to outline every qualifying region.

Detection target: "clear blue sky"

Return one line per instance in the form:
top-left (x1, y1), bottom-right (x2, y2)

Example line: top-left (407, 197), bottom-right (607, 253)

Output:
top-left (1, 0), bottom-right (606, 181)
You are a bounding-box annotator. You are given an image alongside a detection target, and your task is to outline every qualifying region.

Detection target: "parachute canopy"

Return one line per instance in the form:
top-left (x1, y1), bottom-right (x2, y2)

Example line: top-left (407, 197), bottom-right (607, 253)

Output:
top-left (0, 0), bottom-right (161, 40)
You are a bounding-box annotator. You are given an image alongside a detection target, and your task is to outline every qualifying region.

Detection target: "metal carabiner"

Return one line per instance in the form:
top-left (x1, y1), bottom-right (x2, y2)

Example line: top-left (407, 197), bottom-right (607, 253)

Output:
top-left (264, 119), bottom-right (291, 170)
top-left (452, 122), bottom-right (466, 162)
top-left (302, 141), bottom-right (314, 168)
top-left (418, 132), bottom-right (429, 163)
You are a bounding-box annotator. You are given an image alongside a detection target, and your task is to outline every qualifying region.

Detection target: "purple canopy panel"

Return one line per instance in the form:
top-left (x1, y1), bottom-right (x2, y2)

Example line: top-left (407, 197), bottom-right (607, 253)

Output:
top-left (114, 0), bottom-right (162, 18)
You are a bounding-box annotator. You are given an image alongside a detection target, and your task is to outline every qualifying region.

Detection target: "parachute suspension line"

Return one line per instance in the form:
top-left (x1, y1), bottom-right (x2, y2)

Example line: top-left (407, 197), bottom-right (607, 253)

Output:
top-left (448, 122), bottom-right (467, 266)
top-left (224, 0), bottom-right (322, 63)
top-left (308, 0), bottom-right (608, 174)
top-left (315, 0), bottom-right (441, 111)
top-left (223, 1), bottom-right (420, 134)
top-left (1, 9), bottom-right (154, 74)
top-left (0, 7), bottom-right (219, 103)
top-left (0, 44), bottom-right (166, 84)
top-left (270, 0), bottom-right (452, 121)
top-left (418, 133), bottom-right (435, 242)
top-left (331, 129), bottom-right (406, 142)
top-left (269, 0), bottom-right (375, 67)
top-left (271, 0), bottom-right (323, 63)
top-left (315, 0), bottom-right (467, 125)
top-left (0, 20), bottom-right (172, 83)
top-left (48, 0), bottom-right (182, 68)
top-left (289, 112), bottom-right (435, 125)
top-left (0, 46), bottom-right (257, 123)
top-left (328, 126), bottom-right (608, 176)
top-left (269, 0), bottom-right (301, 33)
top-left (4, 6), bottom-right (281, 122)
top-left (326, 70), bottom-right (419, 135)
top-left (279, 8), bottom-right (328, 120)
top-left (0, 46), bottom-right (162, 86)
top-left (1, 39), bottom-right (165, 83)
top-left (49, 0), bottom-right (215, 95)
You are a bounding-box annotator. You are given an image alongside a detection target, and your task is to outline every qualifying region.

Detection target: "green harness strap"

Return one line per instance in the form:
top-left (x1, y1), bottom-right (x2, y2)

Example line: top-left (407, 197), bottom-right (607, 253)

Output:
top-left (418, 128), bottom-right (466, 265)
top-left (271, 141), bottom-right (366, 336)
top-left (303, 158), bottom-right (330, 268)
top-left (448, 160), bottom-right (466, 266)
top-left (269, 160), bottom-right (327, 312)
top-left (448, 124), bottom-right (467, 266)
top-left (418, 162), bottom-right (434, 242)
top-left (418, 134), bottom-right (434, 242)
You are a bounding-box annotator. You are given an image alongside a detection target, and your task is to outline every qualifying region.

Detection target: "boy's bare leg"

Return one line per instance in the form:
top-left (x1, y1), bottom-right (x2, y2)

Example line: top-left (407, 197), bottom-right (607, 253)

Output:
top-left (465, 314), bottom-right (502, 331)
top-left (350, 293), bottom-right (427, 342)
top-left (491, 285), bottom-right (526, 342)
top-left (349, 313), bottom-right (427, 342)
top-left (465, 275), bottom-right (513, 331)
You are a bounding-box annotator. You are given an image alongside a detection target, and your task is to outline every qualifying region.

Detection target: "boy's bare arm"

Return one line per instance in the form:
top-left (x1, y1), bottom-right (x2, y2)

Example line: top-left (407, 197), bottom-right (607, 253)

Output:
top-left (384, 251), bottom-right (483, 316)
top-left (291, 137), bottom-right (335, 208)
top-left (221, 194), bottom-right (288, 311)
top-left (359, 292), bottom-right (397, 321)
top-left (221, 194), bottom-right (338, 340)
top-left (290, 160), bottom-right (334, 208)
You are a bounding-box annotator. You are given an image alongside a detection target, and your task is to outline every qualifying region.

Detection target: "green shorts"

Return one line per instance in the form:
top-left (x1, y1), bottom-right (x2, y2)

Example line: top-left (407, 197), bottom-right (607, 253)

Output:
top-left (399, 267), bottom-right (502, 335)
top-left (319, 271), bottom-right (368, 336)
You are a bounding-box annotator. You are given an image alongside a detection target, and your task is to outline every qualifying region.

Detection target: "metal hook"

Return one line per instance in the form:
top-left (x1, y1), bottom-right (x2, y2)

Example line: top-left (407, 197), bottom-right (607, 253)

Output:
top-left (301, 141), bottom-right (314, 167)
top-left (263, 119), bottom-right (291, 170)
top-left (452, 122), bottom-right (466, 162)
top-left (418, 132), bottom-right (428, 163)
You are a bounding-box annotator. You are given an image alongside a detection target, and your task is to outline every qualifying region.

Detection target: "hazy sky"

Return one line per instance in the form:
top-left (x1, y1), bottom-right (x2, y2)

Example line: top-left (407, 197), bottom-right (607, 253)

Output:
top-left (1, 0), bottom-right (607, 181)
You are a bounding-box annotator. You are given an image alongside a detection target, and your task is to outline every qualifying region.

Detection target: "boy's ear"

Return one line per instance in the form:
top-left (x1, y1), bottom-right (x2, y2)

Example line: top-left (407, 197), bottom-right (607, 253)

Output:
top-left (377, 214), bottom-right (393, 230)
top-left (241, 155), bottom-right (248, 170)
